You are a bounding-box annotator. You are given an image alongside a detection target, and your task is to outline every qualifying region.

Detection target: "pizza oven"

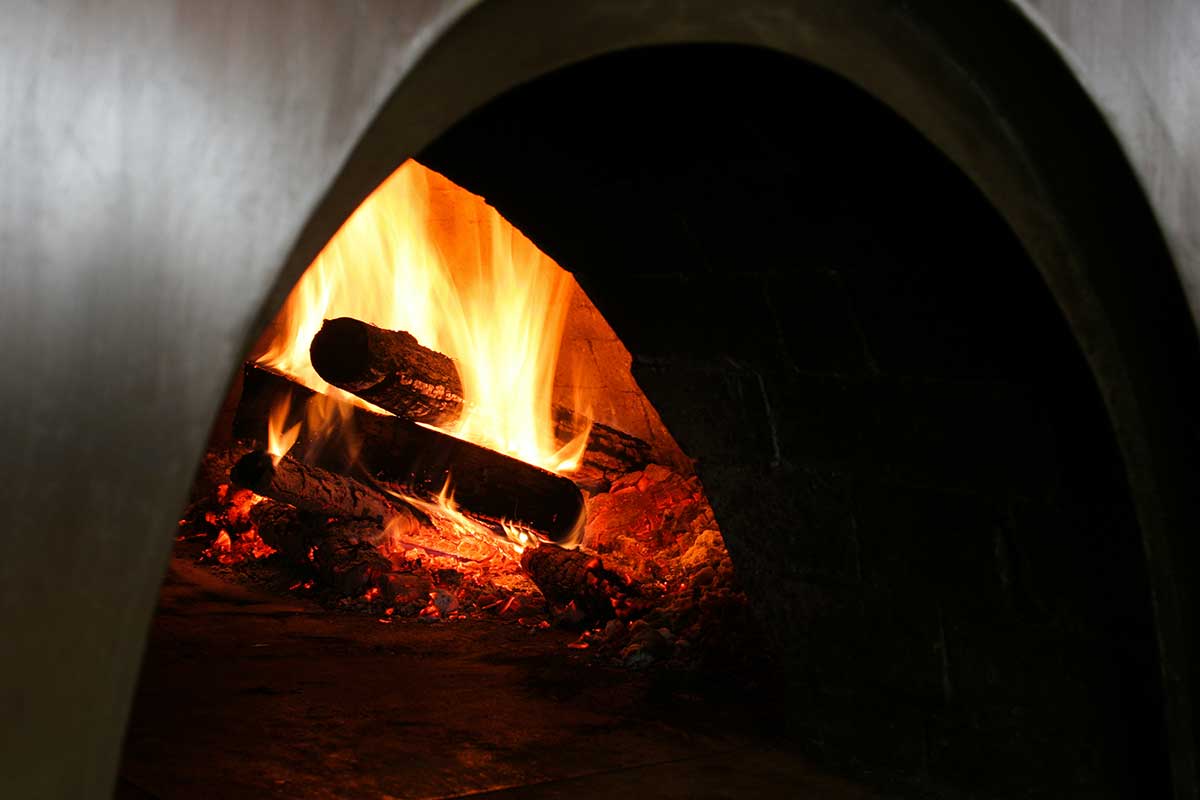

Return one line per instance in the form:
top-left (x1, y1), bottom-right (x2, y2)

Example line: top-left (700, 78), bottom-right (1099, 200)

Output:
top-left (3, 3), bottom-right (1200, 799)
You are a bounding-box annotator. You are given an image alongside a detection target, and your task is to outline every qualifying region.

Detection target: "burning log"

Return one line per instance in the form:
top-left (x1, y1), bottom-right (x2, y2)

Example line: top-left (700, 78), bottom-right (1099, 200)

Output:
top-left (309, 317), bottom-right (653, 489)
top-left (230, 450), bottom-right (411, 525)
top-left (559, 412), bottom-right (653, 493)
top-left (308, 317), bottom-right (464, 424)
top-left (233, 364), bottom-right (585, 541)
top-left (520, 544), bottom-right (643, 623)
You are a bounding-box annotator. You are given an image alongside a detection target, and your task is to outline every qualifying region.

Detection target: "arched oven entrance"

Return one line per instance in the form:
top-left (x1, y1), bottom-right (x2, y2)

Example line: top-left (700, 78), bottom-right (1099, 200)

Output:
top-left (120, 43), bottom-right (1172, 799)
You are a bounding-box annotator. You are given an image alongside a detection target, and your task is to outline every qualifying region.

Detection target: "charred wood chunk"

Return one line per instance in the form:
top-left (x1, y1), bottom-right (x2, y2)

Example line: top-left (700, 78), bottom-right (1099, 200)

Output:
top-left (308, 319), bottom-right (654, 490)
top-left (520, 545), bottom-right (642, 623)
top-left (551, 408), bottom-right (654, 492)
top-left (249, 502), bottom-right (390, 598)
top-left (248, 501), bottom-right (313, 564)
top-left (234, 364), bottom-right (585, 541)
top-left (310, 317), bottom-right (464, 425)
top-left (230, 449), bottom-right (401, 524)
top-left (313, 519), bottom-right (393, 597)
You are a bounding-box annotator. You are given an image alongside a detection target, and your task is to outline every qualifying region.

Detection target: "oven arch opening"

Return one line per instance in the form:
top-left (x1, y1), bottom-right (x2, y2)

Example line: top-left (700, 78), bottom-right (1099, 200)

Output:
top-left (129, 30), bottom-right (1186, 799)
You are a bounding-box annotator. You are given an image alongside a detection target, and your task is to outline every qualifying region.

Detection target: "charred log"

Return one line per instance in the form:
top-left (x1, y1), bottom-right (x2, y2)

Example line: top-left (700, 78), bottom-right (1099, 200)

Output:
top-left (233, 364), bottom-right (585, 541)
top-left (248, 501), bottom-right (314, 564)
top-left (554, 408), bottom-right (654, 492)
top-left (249, 503), bottom-right (392, 597)
top-left (309, 318), bottom-right (652, 490)
top-left (230, 449), bottom-right (409, 524)
top-left (309, 317), bottom-right (464, 424)
top-left (520, 544), bottom-right (643, 623)
top-left (313, 519), bottom-right (395, 597)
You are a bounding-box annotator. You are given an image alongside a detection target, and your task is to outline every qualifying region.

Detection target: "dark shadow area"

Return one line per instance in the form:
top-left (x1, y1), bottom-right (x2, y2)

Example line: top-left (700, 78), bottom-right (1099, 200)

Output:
top-left (420, 44), bottom-right (1168, 798)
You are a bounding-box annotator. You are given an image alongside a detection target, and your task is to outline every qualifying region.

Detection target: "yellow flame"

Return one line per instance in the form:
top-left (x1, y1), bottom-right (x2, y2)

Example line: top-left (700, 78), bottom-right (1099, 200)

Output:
top-left (382, 478), bottom-right (531, 560)
top-left (303, 391), bottom-right (359, 464)
top-left (500, 522), bottom-right (537, 551)
top-left (256, 160), bottom-right (588, 473)
top-left (266, 393), bottom-right (301, 466)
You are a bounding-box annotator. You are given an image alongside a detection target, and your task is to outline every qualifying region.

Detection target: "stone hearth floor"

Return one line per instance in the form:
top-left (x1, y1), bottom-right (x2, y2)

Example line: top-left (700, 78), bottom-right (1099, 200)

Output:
top-left (117, 556), bottom-right (888, 799)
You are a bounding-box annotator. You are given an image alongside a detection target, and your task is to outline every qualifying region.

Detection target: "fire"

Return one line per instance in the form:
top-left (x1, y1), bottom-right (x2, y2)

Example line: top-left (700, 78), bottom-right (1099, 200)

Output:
top-left (266, 392), bottom-right (301, 465)
top-left (256, 160), bottom-right (589, 473)
top-left (382, 478), bottom-right (534, 560)
top-left (302, 390), bottom-right (359, 465)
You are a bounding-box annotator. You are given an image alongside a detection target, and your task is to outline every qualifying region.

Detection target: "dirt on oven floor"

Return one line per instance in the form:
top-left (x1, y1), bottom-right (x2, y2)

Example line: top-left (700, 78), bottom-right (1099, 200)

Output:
top-left (116, 554), bottom-right (888, 800)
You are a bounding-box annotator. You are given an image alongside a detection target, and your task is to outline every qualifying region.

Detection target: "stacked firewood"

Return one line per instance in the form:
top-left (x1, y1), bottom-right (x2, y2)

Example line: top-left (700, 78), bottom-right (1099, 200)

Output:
top-left (180, 317), bottom-right (754, 669)
top-left (307, 317), bottom-right (654, 492)
top-left (232, 364), bottom-right (589, 542)
top-left (184, 317), bottom-right (670, 625)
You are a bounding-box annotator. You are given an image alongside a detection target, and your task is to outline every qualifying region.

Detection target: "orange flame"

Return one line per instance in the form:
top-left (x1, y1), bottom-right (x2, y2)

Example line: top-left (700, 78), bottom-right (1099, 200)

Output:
top-left (266, 393), bottom-right (301, 466)
top-left (382, 478), bottom-right (533, 561)
top-left (302, 390), bottom-right (359, 465)
top-left (256, 160), bottom-right (589, 473)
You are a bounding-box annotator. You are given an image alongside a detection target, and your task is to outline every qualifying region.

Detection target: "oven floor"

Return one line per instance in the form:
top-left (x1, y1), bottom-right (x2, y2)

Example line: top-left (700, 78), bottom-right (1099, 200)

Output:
top-left (117, 556), bottom-right (886, 799)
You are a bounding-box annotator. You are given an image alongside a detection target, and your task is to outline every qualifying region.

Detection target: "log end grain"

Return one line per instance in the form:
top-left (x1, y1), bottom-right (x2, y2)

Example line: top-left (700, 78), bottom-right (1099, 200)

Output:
top-left (309, 316), bottom-right (377, 390)
top-left (229, 449), bottom-right (274, 494)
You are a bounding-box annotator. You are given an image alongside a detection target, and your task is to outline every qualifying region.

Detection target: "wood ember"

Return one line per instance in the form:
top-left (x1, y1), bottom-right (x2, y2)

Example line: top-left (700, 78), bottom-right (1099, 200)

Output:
top-left (246, 501), bottom-right (312, 564)
top-left (309, 318), bottom-right (653, 490)
top-left (233, 364), bottom-right (584, 541)
top-left (249, 502), bottom-right (392, 597)
top-left (230, 449), bottom-right (416, 526)
top-left (314, 520), bottom-right (395, 597)
top-left (179, 480), bottom-right (275, 565)
top-left (519, 544), bottom-right (643, 623)
top-left (236, 464), bottom-right (513, 573)
top-left (583, 464), bottom-right (729, 584)
top-left (245, 497), bottom-right (546, 617)
top-left (179, 448), bottom-right (544, 612)
top-left (568, 464), bottom-right (757, 670)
